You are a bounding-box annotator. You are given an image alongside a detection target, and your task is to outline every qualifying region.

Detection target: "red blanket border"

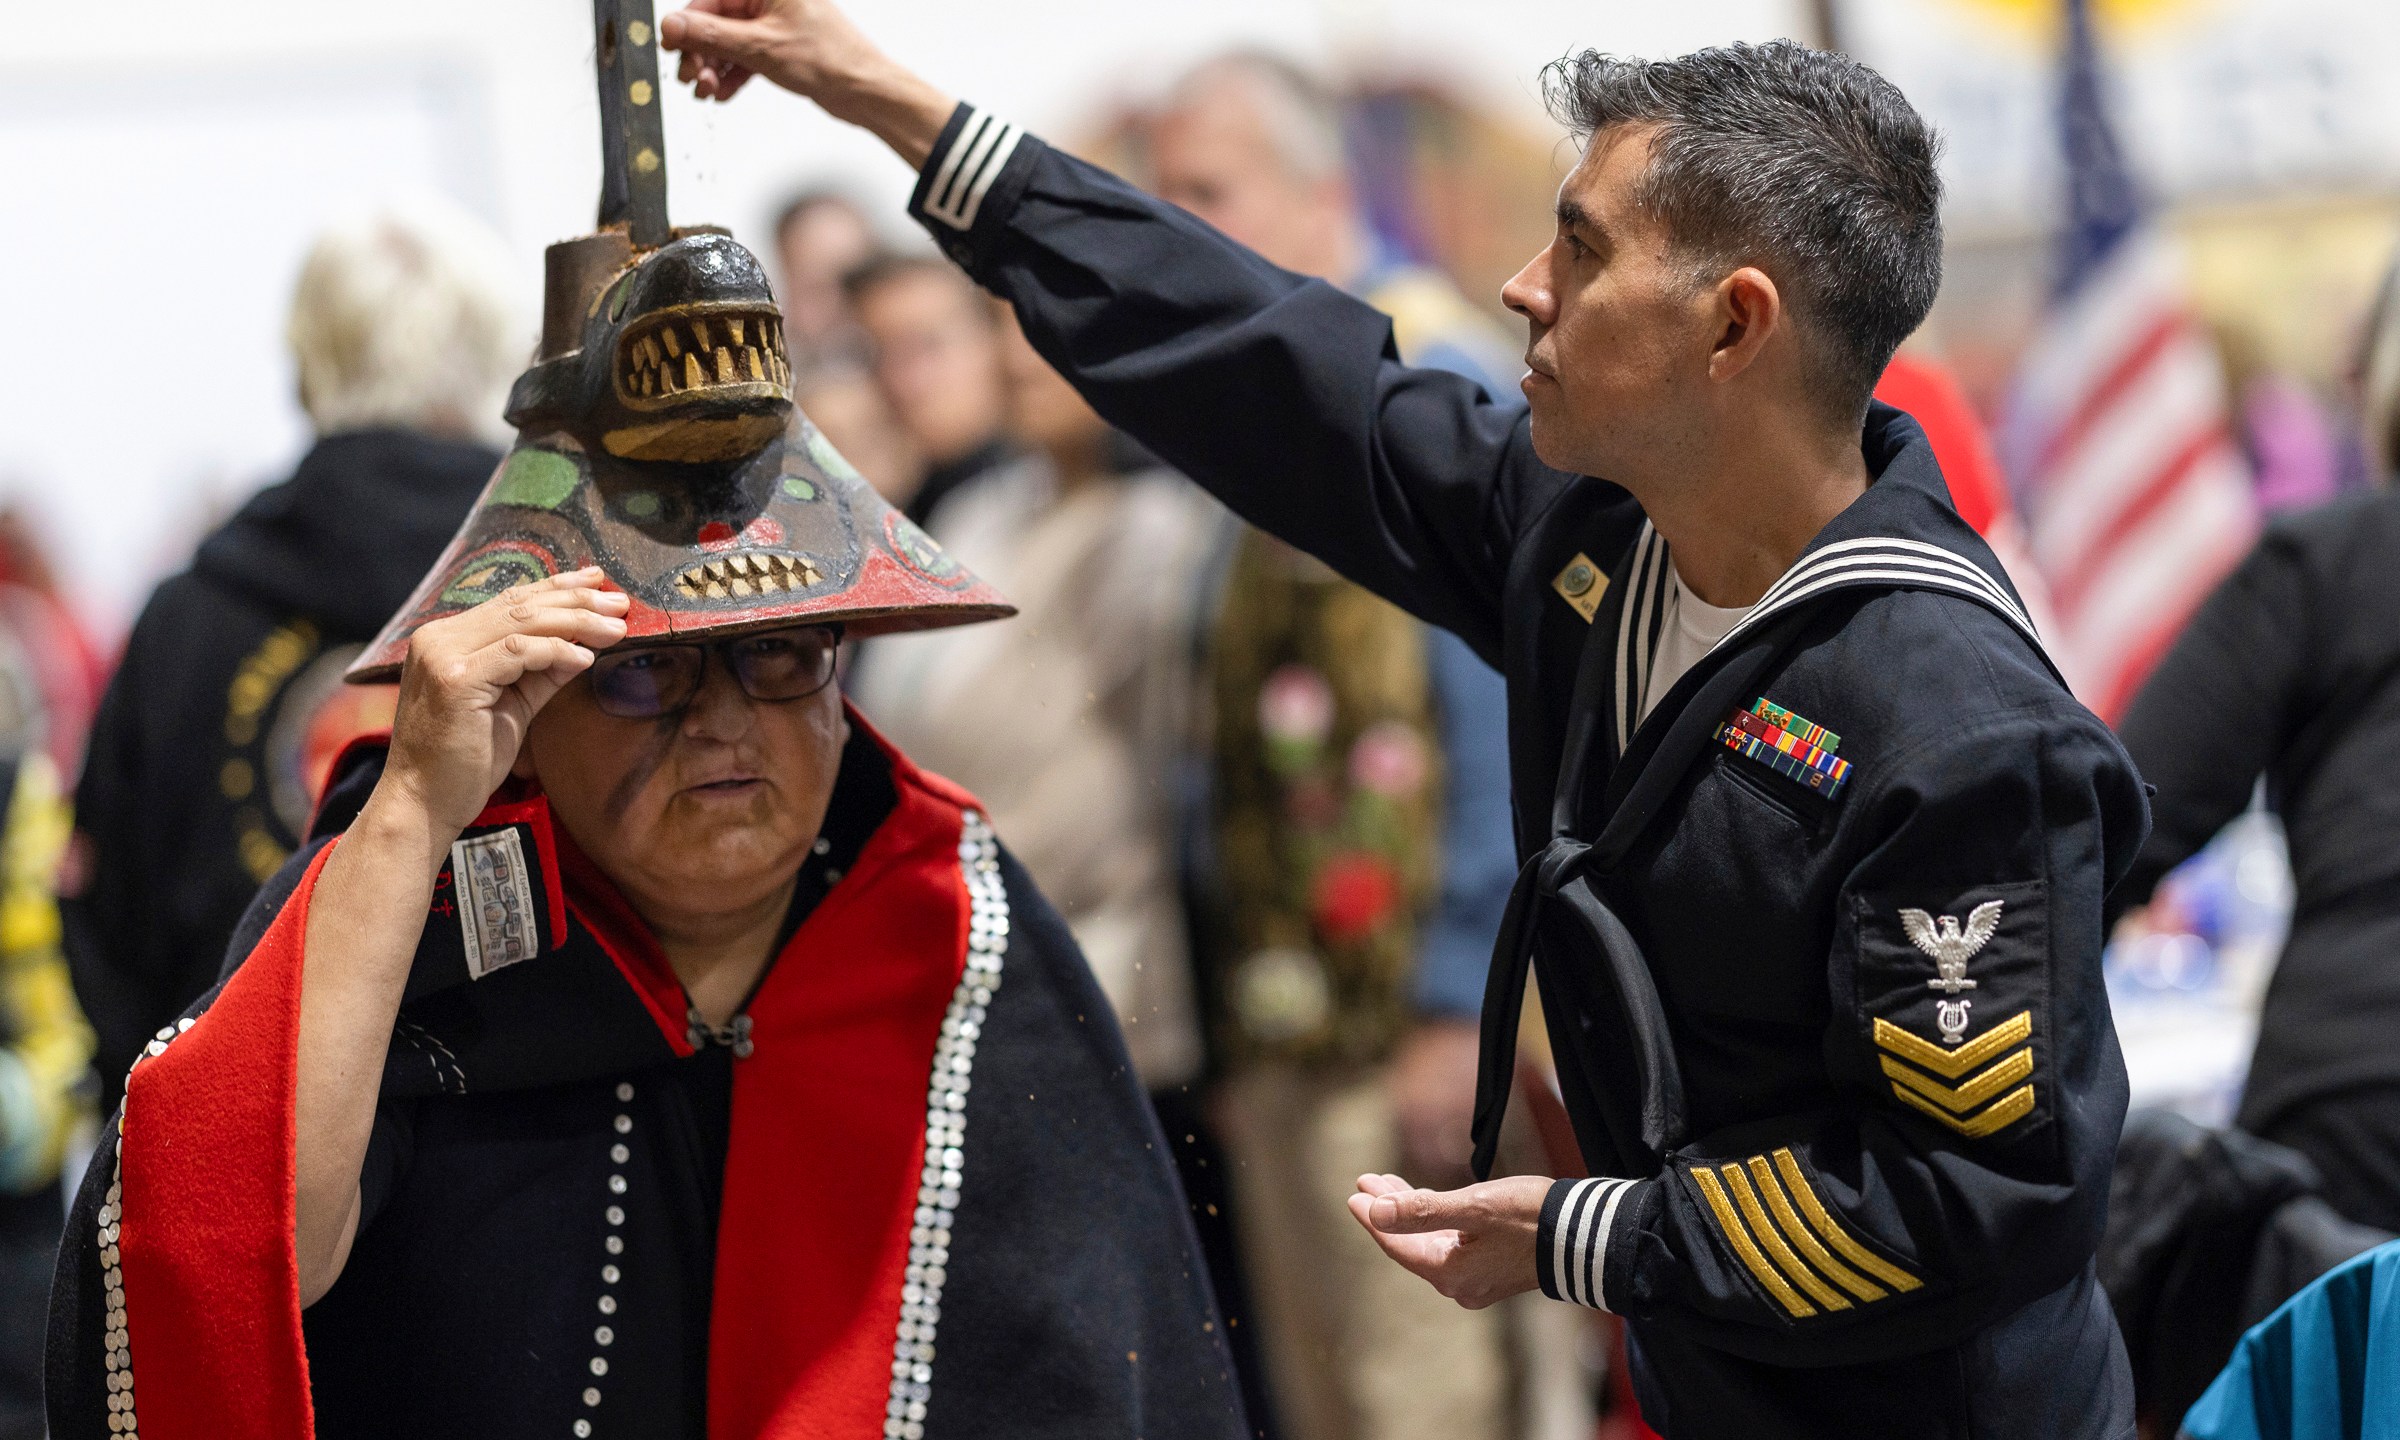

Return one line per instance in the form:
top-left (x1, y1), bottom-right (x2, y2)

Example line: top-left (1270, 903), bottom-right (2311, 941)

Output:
top-left (110, 710), bottom-right (986, 1439)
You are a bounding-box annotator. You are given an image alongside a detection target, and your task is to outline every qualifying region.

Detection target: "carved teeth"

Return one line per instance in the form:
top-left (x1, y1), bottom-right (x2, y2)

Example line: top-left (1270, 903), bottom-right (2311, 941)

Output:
top-left (624, 312), bottom-right (790, 399)
top-left (674, 552), bottom-right (822, 599)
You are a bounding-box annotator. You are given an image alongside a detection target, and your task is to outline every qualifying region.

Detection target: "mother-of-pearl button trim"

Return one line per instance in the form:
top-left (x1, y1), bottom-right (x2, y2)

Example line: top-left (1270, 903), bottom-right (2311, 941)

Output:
top-left (883, 812), bottom-right (1006, 1440)
top-left (573, 1079), bottom-right (639, 1437)
top-left (103, 1015), bottom-right (195, 1435)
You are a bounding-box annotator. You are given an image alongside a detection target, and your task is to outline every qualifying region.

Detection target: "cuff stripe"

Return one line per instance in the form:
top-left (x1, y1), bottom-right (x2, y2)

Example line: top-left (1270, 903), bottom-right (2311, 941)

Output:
top-left (924, 108), bottom-right (1024, 231)
top-left (1588, 1178), bottom-right (1633, 1311)
top-left (1551, 1179), bottom-right (1597, 1306)
top-left (1545, 1177), bottom-right (1634, 1311)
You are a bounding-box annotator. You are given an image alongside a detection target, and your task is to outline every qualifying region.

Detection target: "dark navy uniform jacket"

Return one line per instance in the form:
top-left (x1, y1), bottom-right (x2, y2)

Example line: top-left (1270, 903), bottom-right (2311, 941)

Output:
top-left (907, 106), bottom-right (2148, 1438)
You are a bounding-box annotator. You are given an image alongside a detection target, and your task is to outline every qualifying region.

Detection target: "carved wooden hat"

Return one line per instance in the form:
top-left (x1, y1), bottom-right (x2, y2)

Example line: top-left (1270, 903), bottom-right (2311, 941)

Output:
top-left (349, 1), bottom-right (1009, 683)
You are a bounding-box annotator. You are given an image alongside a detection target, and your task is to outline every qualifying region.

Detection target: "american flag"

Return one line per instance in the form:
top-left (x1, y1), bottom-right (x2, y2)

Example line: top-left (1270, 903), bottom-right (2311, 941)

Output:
top-left (2003, 0), bottom-right (2256, 722)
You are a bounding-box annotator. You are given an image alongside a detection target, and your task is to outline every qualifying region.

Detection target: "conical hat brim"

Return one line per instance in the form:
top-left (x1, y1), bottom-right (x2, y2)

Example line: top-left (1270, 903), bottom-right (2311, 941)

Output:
top-left (347, 421), bottom-right (1012, 683)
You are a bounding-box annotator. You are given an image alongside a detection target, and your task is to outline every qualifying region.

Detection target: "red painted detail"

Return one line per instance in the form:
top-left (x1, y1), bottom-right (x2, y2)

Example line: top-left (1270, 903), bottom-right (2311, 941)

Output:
top-left (742, 516), bottom-right (786, 546)
top-left (696, 521), bottom-right (739, 548)
top-left (352, 519), bottom-right (1014, 676)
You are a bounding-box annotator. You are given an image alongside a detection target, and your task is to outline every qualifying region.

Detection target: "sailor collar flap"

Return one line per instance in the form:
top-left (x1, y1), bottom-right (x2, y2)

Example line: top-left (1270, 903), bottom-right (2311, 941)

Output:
top-left (1559, 405), bottom-right (2056, 860)
top-left (1471, 407), bottom-right (2058, 1182)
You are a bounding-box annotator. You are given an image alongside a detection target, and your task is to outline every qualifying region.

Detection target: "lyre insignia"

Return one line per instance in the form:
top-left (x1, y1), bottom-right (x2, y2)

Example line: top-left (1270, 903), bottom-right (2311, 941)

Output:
top-left (1898, 900), bottom-right (2003, 1045)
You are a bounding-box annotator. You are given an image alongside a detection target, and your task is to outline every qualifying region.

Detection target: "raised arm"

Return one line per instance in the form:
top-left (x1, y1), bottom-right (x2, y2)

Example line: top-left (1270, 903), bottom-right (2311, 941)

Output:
top-left (662, 0), bottom-right (1570, 663)
top-left (291, 571), bottom-right (626, 1304)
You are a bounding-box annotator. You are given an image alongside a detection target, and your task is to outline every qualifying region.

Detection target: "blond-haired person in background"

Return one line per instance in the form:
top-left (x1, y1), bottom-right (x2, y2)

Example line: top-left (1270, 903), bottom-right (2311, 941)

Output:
top-left (64, 197), bottom-right (521, 1114)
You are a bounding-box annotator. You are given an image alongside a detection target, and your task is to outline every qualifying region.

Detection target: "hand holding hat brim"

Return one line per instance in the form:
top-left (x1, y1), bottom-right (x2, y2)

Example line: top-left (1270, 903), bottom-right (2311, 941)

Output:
top-left (385, 568), bottom-right (630, 843)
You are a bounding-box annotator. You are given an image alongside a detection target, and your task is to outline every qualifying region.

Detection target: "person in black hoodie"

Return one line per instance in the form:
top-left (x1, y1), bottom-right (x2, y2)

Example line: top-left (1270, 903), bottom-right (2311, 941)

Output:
top-left (64, 201), bottom-right (519, 1110)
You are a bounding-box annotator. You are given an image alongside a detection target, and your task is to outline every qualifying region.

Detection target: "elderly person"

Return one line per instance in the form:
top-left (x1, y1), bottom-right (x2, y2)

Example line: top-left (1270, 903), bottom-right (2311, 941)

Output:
top-left (664, 6), bottom-right (2151, 1435)
top-left (48, 222), bottom-right (1241, 1439)
top-left (66, 199), bottom-right (517, 1114)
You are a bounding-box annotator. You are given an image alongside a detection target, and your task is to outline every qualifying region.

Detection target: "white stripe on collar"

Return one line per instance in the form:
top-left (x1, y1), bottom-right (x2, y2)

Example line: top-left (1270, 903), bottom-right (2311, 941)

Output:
top-left (1609, 528), bottom-right (2048, 753)
top-left (1719, 539), bottom-right (2044, 656)
top-left (922, 108), bottom-right (1025, 232)
top-left (1613, 525), bottom-right (1669, 755)
top-left (1741, 536), bottom-right (2036, 639)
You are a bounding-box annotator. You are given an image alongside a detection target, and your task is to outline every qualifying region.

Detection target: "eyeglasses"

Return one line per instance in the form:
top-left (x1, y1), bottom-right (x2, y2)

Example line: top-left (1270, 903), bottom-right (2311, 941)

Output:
top-left (586, 625), bottom-right (842, 719)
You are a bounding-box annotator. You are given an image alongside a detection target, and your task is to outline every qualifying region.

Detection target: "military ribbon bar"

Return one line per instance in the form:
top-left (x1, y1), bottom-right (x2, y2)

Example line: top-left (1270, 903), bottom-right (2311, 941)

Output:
top-left (1716, 698), bottom-right (1852, 799)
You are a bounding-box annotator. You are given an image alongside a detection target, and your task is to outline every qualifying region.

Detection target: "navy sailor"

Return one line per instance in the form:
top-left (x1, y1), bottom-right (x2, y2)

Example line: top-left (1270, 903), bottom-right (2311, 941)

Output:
top-left (659, 7), bottom-right (2151, 1435)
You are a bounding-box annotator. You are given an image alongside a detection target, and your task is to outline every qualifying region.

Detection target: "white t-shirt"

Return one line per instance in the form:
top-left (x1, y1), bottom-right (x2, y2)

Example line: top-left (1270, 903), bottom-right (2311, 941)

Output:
top-left (1637, 568), bottom-right (1755, 725)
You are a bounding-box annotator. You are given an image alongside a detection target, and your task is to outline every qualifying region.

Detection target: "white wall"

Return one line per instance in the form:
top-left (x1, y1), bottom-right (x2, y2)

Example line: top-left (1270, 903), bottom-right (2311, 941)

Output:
top-left (6, 0), bottom-right (1801, 640)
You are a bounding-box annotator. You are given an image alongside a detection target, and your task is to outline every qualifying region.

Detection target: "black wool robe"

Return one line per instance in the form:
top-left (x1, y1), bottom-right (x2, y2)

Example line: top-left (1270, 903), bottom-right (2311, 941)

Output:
top-left (48, 716), bottom-right (1245, 1440)
top-left (906, 105), bottom-right (2151, 1438)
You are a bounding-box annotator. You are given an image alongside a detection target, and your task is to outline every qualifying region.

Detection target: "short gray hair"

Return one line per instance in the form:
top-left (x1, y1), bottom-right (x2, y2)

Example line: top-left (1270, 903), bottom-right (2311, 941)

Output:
top-left (1544, 41), bottom-right (1943, 421)
top-left (287, 197), bottom-right (522, 438)
top-left (1164, 50), bottom-right (1348, 184)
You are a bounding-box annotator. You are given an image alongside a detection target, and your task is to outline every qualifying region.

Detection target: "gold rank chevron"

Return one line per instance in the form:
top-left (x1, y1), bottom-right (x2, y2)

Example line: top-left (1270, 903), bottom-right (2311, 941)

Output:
top-left (1688, 1149), bottom-right (1922, 1320)
top-left (1873, 1010), bottom-right (2037, 1138)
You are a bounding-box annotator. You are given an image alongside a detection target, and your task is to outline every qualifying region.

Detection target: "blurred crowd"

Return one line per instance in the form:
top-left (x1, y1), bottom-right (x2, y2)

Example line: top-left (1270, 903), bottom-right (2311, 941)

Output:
top-left (4, 34), bottom-right (2400, 1440)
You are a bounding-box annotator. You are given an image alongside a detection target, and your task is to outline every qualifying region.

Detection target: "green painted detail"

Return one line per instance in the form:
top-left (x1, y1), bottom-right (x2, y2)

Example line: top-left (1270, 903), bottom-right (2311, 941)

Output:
top-left (780, 475), bottom-right (818, 503)
top-left (490, 448), bottom-right (582, 511)
top-left (801, 428), bottom-right (863, 485)
top-left (892, 515), bottom-right (960, 578)
top-left (623, 490), bottom-right (662, 519)
top-left (441, 555), bottom-right (549, 608)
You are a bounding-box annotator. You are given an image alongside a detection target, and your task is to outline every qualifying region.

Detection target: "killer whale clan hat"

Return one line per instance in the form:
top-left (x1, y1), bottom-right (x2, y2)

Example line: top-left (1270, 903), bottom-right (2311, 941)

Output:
top-left (348, 1), bottom-right (1010, 683)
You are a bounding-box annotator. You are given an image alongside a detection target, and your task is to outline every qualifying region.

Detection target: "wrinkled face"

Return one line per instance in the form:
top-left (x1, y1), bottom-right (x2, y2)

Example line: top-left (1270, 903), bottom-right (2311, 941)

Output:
top-left (1501, 124), bottom-right (1715, 484)
top-left (519, 654), bottom-right (847, 925)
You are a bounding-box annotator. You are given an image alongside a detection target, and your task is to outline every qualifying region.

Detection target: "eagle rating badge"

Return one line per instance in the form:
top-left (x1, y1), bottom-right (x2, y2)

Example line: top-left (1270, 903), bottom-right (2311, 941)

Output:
top-left (1869, 894), bottom-right (2039, 1140)
top-left (1901, 900), bottom-right (2003, 1044)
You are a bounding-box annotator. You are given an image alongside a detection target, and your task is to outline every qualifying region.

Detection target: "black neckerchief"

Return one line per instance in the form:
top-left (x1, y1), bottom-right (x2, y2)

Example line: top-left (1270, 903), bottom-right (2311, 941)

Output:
top-left (1470, 404), bottom-right (2062, 1180)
